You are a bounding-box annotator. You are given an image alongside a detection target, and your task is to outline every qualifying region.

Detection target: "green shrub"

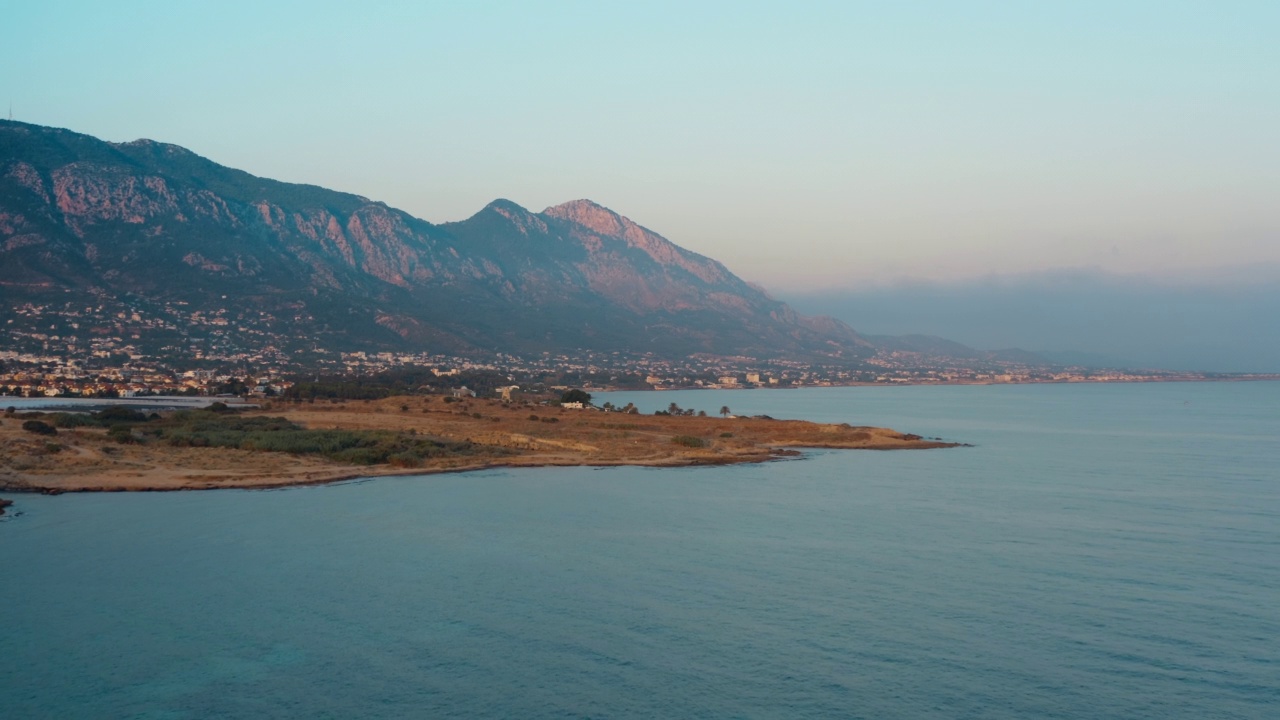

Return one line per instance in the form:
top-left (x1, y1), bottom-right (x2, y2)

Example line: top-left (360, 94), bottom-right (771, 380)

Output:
top-left (22, 420), bottom-right (57, 436)
top-left (671, 435), bottom-right (706, 448)
top-left (49, 412), bottom-right (96, 428)
top-left (107, 424), bottom-right (137, 444)
top-left (94, 406), bottom-right (148, 423)
top-left (142, 410), bottom-right (491, 466)
top-left (387, 453), bottom-right (421, 468)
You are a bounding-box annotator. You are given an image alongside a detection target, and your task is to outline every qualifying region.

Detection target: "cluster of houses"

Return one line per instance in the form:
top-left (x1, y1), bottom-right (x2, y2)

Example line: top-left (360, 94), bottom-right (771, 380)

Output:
top-left (0, 366), bottom-right (292, 399)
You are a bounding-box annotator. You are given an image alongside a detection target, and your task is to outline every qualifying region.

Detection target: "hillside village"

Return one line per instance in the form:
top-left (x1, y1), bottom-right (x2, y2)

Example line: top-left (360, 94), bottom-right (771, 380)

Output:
top-left (2, 295), bottom-right (1260, 399)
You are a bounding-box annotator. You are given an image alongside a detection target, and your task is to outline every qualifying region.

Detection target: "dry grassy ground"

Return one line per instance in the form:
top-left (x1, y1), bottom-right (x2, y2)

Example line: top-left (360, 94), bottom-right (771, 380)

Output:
top-left (0, 397), bottom-right (958, 493)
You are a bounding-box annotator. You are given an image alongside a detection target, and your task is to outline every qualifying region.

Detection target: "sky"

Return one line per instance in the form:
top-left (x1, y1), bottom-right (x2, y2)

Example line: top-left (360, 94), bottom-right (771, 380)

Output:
top-left (4, 1), bottom-right (1279, 294)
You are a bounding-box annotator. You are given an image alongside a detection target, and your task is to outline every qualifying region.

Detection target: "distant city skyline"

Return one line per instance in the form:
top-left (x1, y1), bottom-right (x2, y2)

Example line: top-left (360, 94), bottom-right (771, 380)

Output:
top-left (5, 1), bottom-right (1278, 291)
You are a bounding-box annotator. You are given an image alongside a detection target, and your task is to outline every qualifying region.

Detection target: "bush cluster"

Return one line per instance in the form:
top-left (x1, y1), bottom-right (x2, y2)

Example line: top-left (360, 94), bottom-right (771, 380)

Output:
top-left (144, 410), bottom-right (487, 466)
top-left (13, 404), bottom-right (504, 467)
top-left (45, 406), bottom-right (152, 429)
top-left (22, 420), bottom-right (57, 436)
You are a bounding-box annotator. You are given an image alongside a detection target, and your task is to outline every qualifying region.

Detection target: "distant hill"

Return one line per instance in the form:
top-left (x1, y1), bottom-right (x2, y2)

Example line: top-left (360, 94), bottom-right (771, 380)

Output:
top-left (0, 120), bottom-right (872, 361)
top-left (864, 334), bottom-right (1051, 366)
top-left (1033, 350), bottom-right (1135, 370)
top-left (863, 334), bottom-right (984, 359)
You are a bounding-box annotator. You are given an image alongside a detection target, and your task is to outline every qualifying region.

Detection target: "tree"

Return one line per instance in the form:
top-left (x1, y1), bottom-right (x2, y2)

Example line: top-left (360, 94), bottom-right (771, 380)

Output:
top-left (560, 388), bottom-right (592, 405)
top-left (720, 406), bottom-right (731, 418)
top-left (216, 377), bottom-right (250, 396)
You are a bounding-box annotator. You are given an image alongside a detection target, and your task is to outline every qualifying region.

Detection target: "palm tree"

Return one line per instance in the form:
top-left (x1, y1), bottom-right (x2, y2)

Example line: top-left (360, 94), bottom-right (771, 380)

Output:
top-left (720, 406), bottom-right (731, 418)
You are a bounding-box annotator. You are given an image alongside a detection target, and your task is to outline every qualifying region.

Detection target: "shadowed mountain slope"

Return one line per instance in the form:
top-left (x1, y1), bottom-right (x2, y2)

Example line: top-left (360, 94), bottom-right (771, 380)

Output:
top-left (1, 120), bottom-right (871, 360)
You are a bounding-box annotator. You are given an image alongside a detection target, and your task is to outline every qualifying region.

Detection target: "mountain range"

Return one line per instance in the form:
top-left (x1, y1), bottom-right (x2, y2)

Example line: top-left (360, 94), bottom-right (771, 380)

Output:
top-left (1, 120), bottom-right (873, 362)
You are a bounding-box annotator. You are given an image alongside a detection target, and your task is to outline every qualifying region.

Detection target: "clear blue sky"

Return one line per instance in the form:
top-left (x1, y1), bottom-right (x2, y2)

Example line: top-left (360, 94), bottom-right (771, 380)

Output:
top-left (5, 1), bottom-right (1278, 290)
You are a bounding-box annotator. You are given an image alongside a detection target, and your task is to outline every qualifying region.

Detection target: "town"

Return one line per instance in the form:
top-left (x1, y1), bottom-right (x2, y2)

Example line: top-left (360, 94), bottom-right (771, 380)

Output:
top-left (4, 295), bottom-right (1269, 400)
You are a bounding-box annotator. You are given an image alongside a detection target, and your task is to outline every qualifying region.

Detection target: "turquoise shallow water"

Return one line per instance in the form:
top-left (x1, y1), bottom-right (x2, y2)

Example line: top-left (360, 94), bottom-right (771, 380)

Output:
top-left (2, 382), bottom-right (1278, 718)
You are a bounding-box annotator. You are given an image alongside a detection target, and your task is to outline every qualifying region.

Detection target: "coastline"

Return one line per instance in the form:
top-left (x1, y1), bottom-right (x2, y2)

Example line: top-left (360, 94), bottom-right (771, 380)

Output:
top-left (0, 447), bottom-right (938, 496)
top-left (630, 374), bottom-right (1280, 393)
top-left (6, 376), bottom-right (1277, 413)
top-left (0, 397), bottom-right (960, 494)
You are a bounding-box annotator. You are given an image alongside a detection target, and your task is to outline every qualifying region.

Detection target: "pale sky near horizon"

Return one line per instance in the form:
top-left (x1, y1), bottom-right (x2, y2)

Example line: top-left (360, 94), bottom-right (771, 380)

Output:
top-left (4, 1), bottom-right (1278, 291)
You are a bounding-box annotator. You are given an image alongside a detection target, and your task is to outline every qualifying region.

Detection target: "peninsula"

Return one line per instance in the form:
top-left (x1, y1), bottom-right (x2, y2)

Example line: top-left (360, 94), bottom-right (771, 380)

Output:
top-left (0, 397), bottom-right (958, 494)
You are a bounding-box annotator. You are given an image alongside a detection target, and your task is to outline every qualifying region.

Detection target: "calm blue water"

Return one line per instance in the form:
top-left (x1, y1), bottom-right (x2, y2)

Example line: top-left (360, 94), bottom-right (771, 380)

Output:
top-left (2, 382), bottom-right (1278, 719)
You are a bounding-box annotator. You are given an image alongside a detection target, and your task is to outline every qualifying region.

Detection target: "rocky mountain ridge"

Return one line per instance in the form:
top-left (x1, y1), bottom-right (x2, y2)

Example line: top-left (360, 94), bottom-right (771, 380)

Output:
top-left (1, 120), bottom-right (872, 361)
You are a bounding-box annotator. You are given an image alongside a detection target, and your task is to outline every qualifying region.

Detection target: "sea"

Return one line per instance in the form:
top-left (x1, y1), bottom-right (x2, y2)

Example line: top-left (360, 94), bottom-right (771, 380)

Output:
top-left (1, 396), bottom-right (252, 413)
top-left (2, 381), bottom-right (1277, 719)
